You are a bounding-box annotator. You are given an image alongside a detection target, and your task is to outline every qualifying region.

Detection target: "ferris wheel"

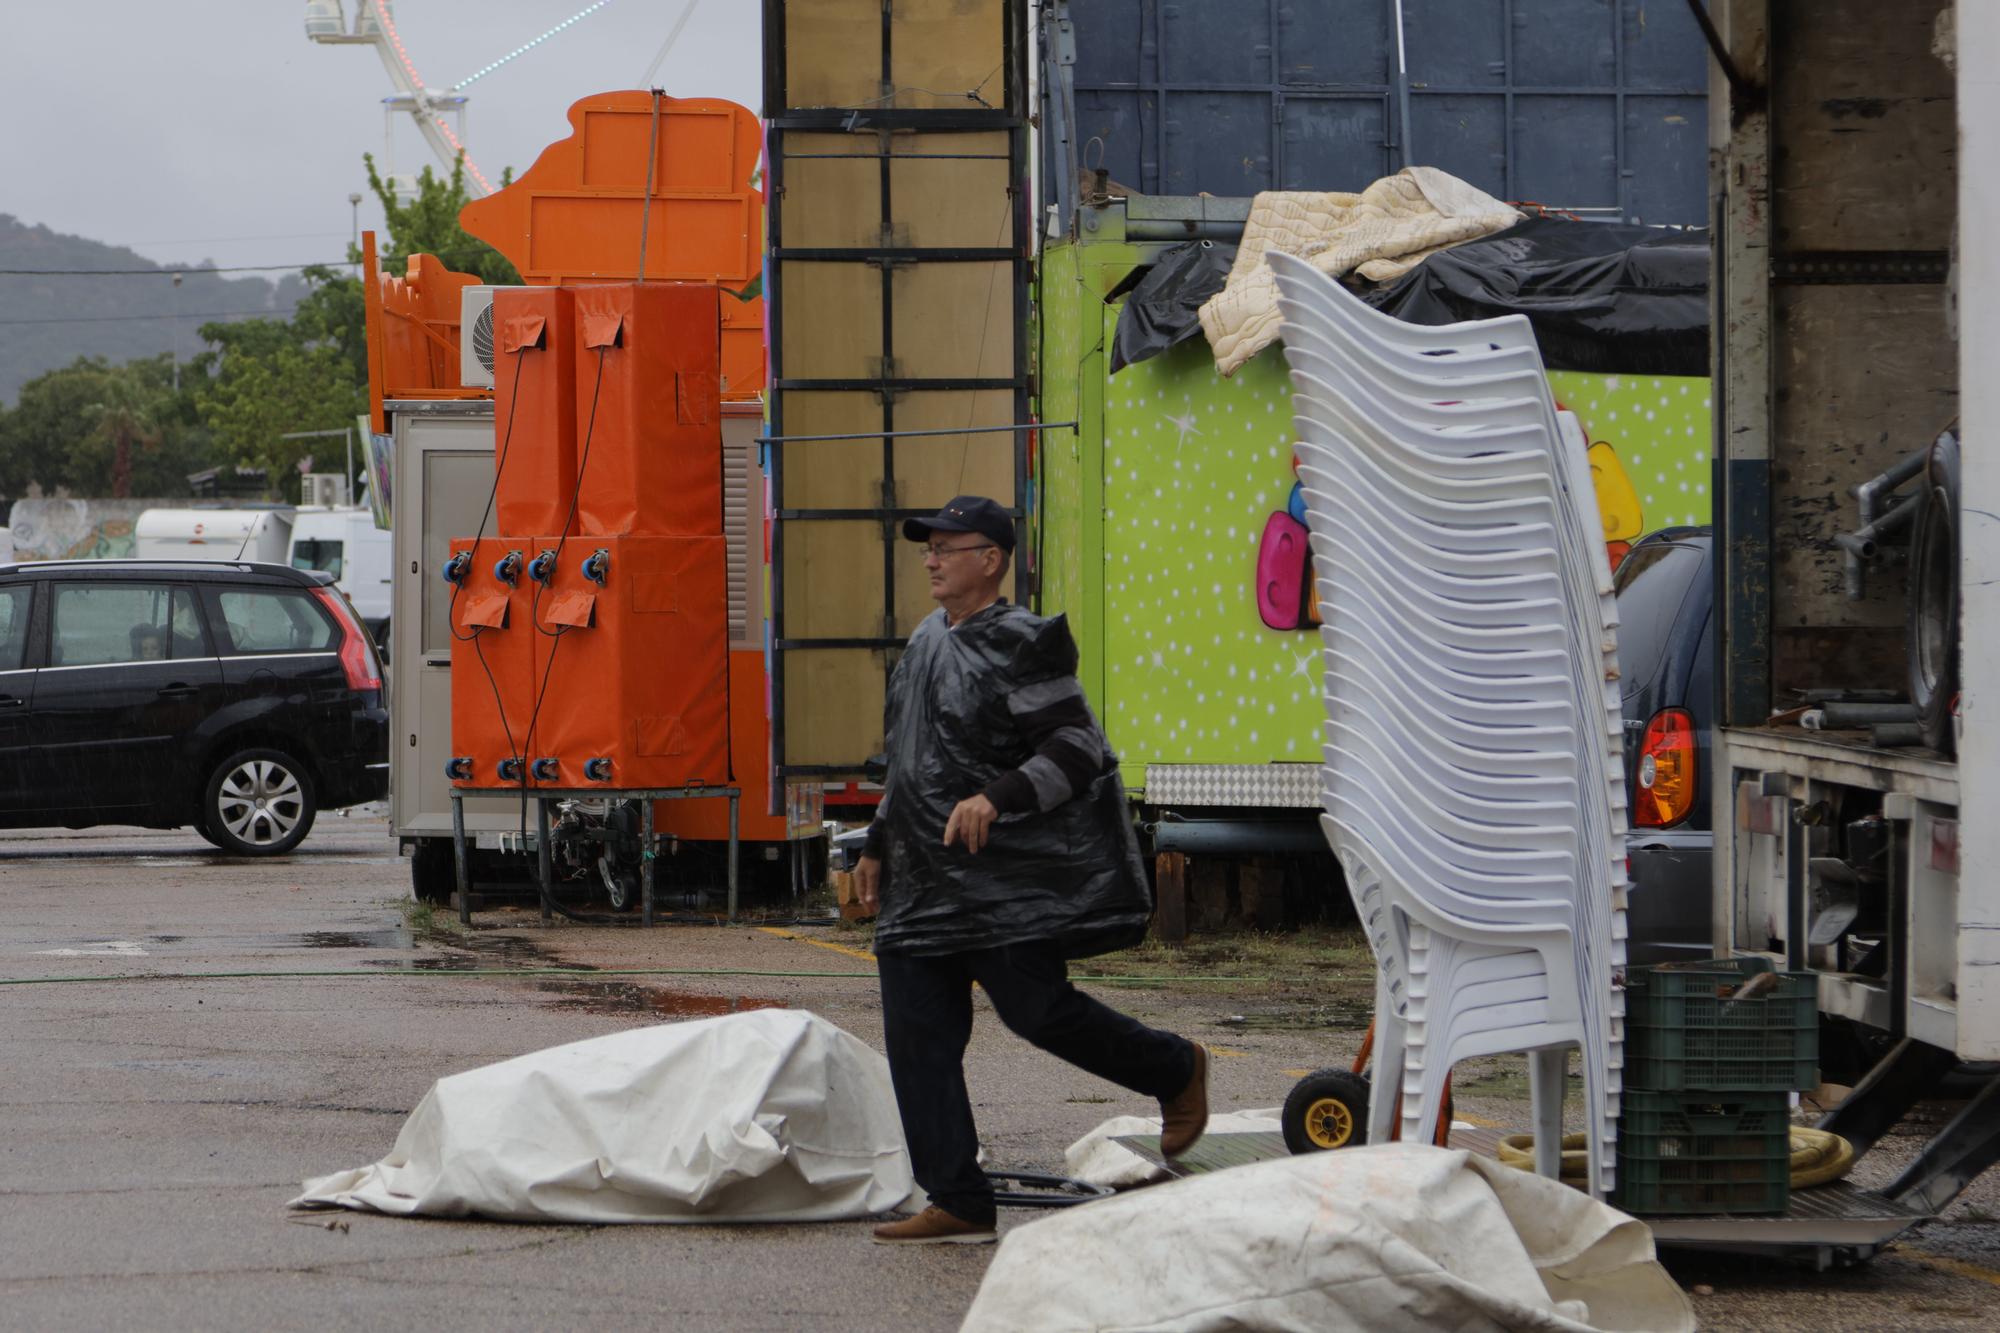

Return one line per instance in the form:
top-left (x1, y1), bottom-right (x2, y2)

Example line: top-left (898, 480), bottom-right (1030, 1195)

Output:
top-left (303, 0), bottom-right (702, 198)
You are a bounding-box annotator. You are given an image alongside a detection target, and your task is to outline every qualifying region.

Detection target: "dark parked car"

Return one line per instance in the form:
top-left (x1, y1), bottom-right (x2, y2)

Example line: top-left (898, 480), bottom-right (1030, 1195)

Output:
top-left (0, 560), bottom-right (387, 855)
top-left (1615, 527), bottom-right (1715, 963)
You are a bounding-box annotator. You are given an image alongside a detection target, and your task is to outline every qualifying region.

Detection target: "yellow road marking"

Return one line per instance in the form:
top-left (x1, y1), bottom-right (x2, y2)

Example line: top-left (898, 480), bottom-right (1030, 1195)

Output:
top-left (757, 926), bottom-right (877, 964)
top-left (1280, 1068), bottom-right (1313, 1078)
top-left (1209, 1045), bottom-right (1249, 1058)
top-left (1453, 1111), bottom-right (1505, 1129)
top-left (1899, 1249), bottom-right (2000, 1290)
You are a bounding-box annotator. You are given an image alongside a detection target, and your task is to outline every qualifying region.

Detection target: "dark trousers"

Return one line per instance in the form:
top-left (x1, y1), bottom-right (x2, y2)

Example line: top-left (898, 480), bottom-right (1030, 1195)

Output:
top-left (876, 940), bottom-right (1197, 1226)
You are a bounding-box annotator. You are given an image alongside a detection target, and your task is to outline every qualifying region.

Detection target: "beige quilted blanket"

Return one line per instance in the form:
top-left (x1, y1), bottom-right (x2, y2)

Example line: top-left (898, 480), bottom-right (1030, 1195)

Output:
top-left (1198, 167), bottom-right (1520, 376)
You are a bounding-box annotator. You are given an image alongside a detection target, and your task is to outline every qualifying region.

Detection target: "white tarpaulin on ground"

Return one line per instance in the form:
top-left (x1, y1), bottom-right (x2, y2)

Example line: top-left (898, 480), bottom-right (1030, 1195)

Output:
top-left (290, 1010), bottom-right (916, 1223)
top-left (960, 1144), bottom-right (1694, 1333)
top-left (1064, 1108), bottom-right (1284, 1188)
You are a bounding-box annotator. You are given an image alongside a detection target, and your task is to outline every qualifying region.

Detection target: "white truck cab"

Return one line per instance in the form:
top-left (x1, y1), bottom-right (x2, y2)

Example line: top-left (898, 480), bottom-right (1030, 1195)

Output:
top-left (289, 506), bottom-right (392, 648)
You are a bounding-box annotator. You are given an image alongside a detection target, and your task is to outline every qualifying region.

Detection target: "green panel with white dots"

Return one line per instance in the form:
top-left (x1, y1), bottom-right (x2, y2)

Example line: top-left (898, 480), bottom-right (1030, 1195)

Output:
top-left (1090, 324), bottom-right (1712, 789)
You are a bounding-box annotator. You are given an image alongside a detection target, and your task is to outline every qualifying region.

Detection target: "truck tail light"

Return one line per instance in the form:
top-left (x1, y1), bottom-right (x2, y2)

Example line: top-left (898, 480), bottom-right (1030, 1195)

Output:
top-left (312, 585), bottom-right (383, 693)
top-left (1634, 707), bottom-right (1696, 828)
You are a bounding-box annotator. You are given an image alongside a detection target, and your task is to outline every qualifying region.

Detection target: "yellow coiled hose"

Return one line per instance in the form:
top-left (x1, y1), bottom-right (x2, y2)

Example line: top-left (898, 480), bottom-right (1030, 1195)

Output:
top-left (1496, 1127), bottom-right (1855, 1190)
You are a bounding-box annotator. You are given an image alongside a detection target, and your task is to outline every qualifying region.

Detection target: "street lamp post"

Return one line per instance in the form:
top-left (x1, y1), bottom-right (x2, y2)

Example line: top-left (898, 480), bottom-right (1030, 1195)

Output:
top-left (348, 192), bottom-right (364, 258)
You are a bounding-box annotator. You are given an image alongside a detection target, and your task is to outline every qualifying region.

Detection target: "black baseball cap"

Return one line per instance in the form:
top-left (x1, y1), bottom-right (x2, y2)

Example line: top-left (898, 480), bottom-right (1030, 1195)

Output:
top-left (902, 495), bottom-right (1016, 553)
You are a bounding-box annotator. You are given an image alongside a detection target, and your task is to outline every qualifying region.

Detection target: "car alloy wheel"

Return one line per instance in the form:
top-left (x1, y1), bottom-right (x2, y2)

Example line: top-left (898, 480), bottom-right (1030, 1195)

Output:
top-left (203, 748), bottom-right (318, 856)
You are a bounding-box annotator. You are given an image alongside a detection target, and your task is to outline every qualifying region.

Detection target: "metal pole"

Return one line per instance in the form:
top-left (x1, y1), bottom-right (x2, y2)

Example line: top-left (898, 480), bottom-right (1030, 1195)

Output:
top-left (642, 799), bottom-right (656, 928)
top-left (727, 793), bottom-right (740, 923)
top-left (536, 798), bottom-right (553, 926)
top-left (451, 792), bottom-right (471, 925)
top-left (755, 420), bottom-right (1077, 446)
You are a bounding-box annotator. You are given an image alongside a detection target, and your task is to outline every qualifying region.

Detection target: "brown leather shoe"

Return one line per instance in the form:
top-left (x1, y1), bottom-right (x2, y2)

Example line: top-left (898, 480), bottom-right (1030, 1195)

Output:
top-left (1159, 1042), bottom-right (1210, 1157)
top-left (870, 1205), bottom-right (997, 1245)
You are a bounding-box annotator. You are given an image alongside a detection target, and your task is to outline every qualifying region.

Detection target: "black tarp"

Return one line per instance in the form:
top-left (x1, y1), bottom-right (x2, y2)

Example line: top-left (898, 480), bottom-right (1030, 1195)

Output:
top-left (1107, 216), bottom-right (1709, 377)
top-left (1361, 216), bottom-right (1709, 376)
top-left (870, 603), bottom-right (1152, 959)
top-left (1108, 239), bottom-right (1234, 374)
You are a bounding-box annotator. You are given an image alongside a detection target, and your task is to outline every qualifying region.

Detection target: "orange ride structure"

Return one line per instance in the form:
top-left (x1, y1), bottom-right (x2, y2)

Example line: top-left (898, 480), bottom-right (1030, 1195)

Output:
top-left (363, 91), bottom-right (819, 861)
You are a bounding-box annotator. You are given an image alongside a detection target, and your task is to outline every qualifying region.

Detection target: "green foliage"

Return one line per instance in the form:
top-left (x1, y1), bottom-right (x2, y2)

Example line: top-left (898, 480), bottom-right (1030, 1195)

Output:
top-left (364, 152), bottom-right (520, 285)
top-left (0, 355), bottom-right (214, 499)
top-left (191, 267), bottom-right (368, 502)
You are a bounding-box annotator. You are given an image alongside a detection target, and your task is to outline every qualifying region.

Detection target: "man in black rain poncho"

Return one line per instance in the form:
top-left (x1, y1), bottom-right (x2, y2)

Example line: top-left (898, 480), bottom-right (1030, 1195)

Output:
top-left (857, 495), bottom-right (1209, 1246)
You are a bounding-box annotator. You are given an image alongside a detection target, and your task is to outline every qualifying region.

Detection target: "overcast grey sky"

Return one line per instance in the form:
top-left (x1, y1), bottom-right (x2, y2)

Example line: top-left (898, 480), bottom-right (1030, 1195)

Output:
top-left (1, 1), bottom-right (762, 271)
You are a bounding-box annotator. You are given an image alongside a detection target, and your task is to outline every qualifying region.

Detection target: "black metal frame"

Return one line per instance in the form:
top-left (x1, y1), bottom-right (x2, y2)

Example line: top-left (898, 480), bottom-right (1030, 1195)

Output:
top-left (449, 785), bottom-right (741, 928)
top-left (764, 0), bottom-right (1032, 779)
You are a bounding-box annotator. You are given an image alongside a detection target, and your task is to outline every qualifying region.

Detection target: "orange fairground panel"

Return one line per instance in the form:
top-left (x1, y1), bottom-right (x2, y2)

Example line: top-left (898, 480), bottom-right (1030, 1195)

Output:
top-left (459, 91), bottom-right (765, 401)
top-left (528, 534), bottom-right (732, 790)
top-left (362, 237), bottom-right (489, 432)
top-left (491, 288), bottom-right (580, 538)
top-left (572, 283), bottom-right (723, 538)
top-left (446, 538), bottom-right (545, 788)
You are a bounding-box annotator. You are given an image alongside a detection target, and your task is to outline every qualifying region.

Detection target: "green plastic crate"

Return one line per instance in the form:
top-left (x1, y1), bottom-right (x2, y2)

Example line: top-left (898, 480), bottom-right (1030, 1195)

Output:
top-left (1613, 1089), bottom-right (1792, 1216)
top-left (1624, 958), bottom-right (1818, 1092)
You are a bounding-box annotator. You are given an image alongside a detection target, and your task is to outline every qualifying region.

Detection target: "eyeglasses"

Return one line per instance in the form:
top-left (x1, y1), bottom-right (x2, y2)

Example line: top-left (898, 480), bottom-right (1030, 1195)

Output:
top-left (922, 542), bottom-right (997, 560)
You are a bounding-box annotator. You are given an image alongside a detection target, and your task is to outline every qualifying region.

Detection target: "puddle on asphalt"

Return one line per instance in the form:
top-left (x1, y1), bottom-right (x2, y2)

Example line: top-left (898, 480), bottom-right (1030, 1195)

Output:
top-left (535, 979), bottom-right (783, 1019)
top-left (355, 930), bottom-right (598, 973)
top-left (287, 929), bottom-right (417, 951)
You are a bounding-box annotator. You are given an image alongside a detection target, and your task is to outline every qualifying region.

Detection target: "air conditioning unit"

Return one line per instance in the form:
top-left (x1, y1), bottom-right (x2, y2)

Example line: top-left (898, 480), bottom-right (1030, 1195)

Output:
top-left (300, 473), bottom-right (348, 508)
top-left (459, 285), bottom-right (530, 388)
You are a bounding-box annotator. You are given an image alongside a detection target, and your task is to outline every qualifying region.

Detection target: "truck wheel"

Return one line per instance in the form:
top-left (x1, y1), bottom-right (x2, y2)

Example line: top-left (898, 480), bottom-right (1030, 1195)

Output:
top-left (410, 837), bottom-right (456, 904)
top-left (202, 748), bottom-right (317, 856)
top-left (1281, 1068), bottom-right (1372, 1153)
top-left (1908, 429), bottom-right (1960, 755)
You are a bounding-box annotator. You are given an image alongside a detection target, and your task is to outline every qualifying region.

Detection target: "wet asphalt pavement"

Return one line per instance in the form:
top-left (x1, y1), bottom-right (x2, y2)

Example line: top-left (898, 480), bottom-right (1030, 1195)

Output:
top-left (6, 814), bottom-right (2000, 1330)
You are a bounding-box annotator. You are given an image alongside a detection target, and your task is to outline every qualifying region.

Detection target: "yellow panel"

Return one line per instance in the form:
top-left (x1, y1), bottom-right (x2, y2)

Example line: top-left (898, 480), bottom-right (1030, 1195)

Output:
top-left (785, 0), bottom-right (883, 109)
top-left (892, 262), bottom-right (1015, 379)
top-left (778, 392), bottom-right (888, 510)
top-left (784, 520), bottom-right (887, 639)
top-left (778, 263), bottom-right (883, 379)
top-left (889, 390), bottom-right (1017, 509)
top-left (890, 137), bottom-right (1013, 248)
top-left (780, 135), bottom-right (882, 248)
top-left (784, 649), bottom-right (888, 769)
top-left (889, 0), bottom-right (1007, 110)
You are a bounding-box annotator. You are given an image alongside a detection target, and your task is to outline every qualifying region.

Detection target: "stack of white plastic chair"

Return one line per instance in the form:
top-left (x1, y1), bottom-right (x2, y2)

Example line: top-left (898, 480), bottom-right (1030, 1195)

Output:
top-left (1268, 250), bottom-right (1628, 1198)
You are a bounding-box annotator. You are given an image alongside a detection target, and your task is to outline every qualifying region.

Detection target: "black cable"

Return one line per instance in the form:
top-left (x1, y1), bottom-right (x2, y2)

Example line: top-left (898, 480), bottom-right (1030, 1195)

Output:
top-left (447, 347), bottom-right (530, 804)
top-left (518, 347), bottom-right (608, 877)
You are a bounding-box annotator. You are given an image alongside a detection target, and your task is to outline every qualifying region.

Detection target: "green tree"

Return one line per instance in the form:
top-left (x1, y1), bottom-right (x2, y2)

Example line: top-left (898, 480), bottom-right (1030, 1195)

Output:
top-left (191, 266), bottom-right (367, 500)
top-left (364, 151), bottom-right (520, 284)
top-left (184, 154), bottom-right (517, 497)
top-left (0, 356), bottom-right (211, 499)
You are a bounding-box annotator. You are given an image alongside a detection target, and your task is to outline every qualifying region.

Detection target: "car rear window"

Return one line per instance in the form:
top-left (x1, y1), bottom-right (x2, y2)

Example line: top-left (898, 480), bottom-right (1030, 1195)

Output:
top-left (51, 584), bottom-right (205, 666)
top-left (214, 588), bottom-right (337, 655)
top-left (0, 585), bottom-right (28, 671)
top-left (1613, 542), bottom-right (1704, 700)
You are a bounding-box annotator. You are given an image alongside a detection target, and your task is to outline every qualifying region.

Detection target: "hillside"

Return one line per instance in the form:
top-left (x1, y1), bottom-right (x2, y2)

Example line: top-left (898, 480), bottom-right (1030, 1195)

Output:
top-left (0, 215), bottom-right (307, 403)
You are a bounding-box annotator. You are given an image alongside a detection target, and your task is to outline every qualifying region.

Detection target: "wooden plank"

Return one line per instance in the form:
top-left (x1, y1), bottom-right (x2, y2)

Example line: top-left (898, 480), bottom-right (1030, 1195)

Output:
top-left (783, 0), bottom-right (883, 109)
top-left (1152, 850), bottom-right (1188, 943)
top-left (889, 0), bottom-right (1008, 108)
top-left (778, 262), bottom-right (883, 378)
top-left (783, 519), bottom-right (887, 638)
top-left (782, 648), bottom-right (887, 767)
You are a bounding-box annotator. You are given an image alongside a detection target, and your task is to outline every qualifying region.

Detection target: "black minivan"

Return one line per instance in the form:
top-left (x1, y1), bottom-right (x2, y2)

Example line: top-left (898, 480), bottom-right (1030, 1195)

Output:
top-left (0, 560), bottom-right (388, 855)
